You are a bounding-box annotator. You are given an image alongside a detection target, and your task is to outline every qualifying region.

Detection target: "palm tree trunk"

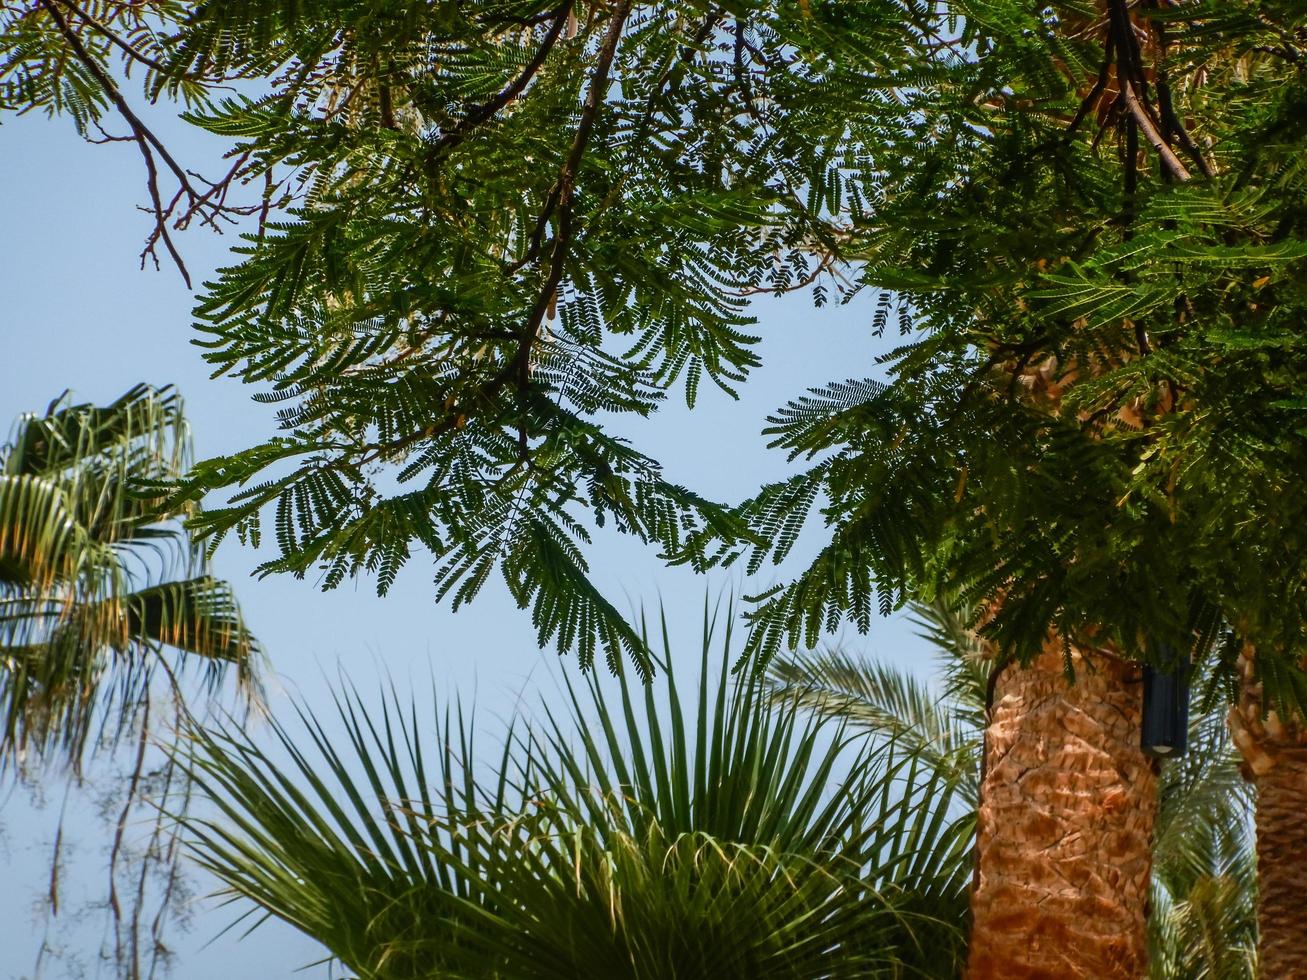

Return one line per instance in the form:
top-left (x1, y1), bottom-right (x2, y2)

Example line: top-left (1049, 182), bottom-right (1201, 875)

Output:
top-left (966, 637), bottom-right (1156, 979)
top-left (1229, 646), bottom-right (1307, 979)
top-left (1251, 758), bottom-right (1307, 978)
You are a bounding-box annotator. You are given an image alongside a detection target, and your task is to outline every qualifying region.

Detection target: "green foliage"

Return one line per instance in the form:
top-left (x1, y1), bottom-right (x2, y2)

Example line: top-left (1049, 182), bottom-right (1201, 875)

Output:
top-left (6, 0), bottom-right (1304, 705)
top-left (0, 383), bottom-right (261, 768)
top-left (1, 0), bottom-right (976, 674)
top-left (0, 384), bottom-right (263, 979)
top-left (721, 3), bottom-right (1307, 715)
top-left (148, 1), bottom-right (939, 673)
top-left (182, 601), bottom-right (972, 978)
top-left (0, 1), bottom-right (202, 129)
top-left (147, 0), bottom-right (1304, 707)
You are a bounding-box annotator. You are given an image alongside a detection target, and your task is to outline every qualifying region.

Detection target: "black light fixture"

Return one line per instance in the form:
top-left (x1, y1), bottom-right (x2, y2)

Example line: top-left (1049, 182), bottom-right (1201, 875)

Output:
top-left (1141, 643), bottom-right (1191, 758)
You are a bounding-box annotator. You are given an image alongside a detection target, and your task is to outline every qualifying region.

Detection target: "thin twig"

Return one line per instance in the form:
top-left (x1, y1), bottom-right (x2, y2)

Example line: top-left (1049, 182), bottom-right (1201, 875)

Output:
top-left (39, 0), bottom-right (192, 282)
top-left (38, 0), bottom-right (261, 284)
top-left (736, 251), bottom-right (836, 297)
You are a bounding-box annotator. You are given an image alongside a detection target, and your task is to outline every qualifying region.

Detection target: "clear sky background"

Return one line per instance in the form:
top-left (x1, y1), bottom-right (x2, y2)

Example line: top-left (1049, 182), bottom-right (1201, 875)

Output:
top-left (0, 104), bottom-right (933, 979)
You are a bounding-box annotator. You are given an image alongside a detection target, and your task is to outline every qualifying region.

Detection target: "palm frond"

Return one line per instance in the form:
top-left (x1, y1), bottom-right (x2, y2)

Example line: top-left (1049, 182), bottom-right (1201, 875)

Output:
top-left (765, 599), bottom-right (989, 807)
top-left (182, 600), bottom-right (971, 979)
top-left (1149, 709), bottom-right (1258, 980)
top-left (0, 385), bottom-right (260, 770)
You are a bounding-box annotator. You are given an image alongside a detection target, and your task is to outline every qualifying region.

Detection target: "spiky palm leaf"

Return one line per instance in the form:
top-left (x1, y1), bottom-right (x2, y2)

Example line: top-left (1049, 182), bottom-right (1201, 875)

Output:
top-left (0, 385), bottom-right (264, 979)
top-left (1148, 709), bottom-right (1258, 980)
top-left (766, 601), bottom-right (986, 809)
top-left (0, 384), bottom-right (261, 769)
top-left (768, 599), bottom-right (1258, 979)
top-left (181, 601), bottom-right (972, 979)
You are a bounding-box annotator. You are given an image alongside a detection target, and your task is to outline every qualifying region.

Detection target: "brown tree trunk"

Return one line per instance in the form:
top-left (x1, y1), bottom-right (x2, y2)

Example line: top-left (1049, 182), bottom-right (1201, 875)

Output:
top-left (1228, 647), bottom-right (1307, 979)
top-left (966, 637), bottom-right (1157, 979)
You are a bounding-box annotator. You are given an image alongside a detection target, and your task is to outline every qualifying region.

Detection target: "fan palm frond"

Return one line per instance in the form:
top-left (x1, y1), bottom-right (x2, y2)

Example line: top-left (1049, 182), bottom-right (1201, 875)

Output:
top-left (182, 600), bottom-right (971, 979)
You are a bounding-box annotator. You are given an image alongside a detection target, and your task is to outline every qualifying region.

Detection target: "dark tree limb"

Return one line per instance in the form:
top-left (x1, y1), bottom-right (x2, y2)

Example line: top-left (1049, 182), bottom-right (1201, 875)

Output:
top-left (1106, 0), bottom-right (1192, 183)
top-left (1145, 1), bottom-right (1215, 179)
top-left (1065, 34), bottom-right (1114, 140)
top-left (426, 3), bottom-right (573, 162)
top-left (37, 0), bottom-right (261, 285)
top-left (508, 0), bottom-right (633, 459)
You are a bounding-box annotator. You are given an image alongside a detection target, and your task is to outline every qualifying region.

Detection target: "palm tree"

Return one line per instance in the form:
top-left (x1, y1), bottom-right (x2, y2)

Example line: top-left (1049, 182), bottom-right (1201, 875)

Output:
top-left (768, 601), bottom-right (1258, 979)
top-left (0, 384), bottom-right (260, 766)
top-left (1227, 646), bottom-right (1307, 978)
top-left (0, 383), bottom-right (262, 976)
top-left (181, 603), bottom-right (974, 979)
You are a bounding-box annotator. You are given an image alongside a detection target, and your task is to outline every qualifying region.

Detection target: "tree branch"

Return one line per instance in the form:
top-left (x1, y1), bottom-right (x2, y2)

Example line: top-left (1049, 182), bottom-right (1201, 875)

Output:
top-left (427, 3), bottom-right (572, 161)
top-left (37, 0), bottom-right (261, 283)
top-left (1145, 2), bottom-right (1214, 179)
top-left (1064, 34), bottom-right (1114, 140)
top-left (1107, 0), bottom-right (1192, 183)
top-left (513, 0), bottom-right (633, 459)
top-left (51, 0), bottom-right (174, 76)
top-left (38, 0), bottom-right (194, 282)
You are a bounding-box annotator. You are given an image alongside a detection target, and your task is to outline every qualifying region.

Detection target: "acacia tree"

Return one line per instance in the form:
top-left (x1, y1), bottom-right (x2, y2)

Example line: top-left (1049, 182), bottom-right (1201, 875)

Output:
top-left (4, 1), bottom-right (1306, 976)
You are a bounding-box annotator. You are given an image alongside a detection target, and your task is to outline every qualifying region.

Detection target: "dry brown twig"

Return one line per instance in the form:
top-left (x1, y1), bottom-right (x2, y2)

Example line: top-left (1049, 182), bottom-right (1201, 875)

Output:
top-left (37, 0), bottom-right (267, 286)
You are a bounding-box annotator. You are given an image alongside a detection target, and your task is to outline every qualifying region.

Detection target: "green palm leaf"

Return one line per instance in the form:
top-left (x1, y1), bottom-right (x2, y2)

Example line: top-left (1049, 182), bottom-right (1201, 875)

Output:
top-left (1149, 710), bottom-right (1258, 980)
top-left (181, 599), bottom-right (971, 979)
top-left (0, 384), bottom-right (262, 769)
top-left (766, 601), bottom-right (987, 808)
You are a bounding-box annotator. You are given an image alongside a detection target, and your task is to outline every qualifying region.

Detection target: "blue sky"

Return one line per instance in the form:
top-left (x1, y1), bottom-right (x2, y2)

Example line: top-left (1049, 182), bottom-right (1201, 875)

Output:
top-left (0, 107), bottom-right (932, 978)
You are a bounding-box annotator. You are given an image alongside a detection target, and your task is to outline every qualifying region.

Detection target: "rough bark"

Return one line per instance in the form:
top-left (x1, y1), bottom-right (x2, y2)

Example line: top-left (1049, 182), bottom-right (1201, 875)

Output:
top-left (966, 637), bottom-right (1157, 980)
top-left (1228, 646), bottom-right (1307, 979)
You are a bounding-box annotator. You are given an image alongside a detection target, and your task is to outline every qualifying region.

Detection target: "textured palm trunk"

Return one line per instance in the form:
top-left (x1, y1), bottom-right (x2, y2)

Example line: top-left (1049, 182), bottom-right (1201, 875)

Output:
top-left (966, 637), bottom-right (1157, 979)
top-left (1229, 647), bottom-right (1307, 979)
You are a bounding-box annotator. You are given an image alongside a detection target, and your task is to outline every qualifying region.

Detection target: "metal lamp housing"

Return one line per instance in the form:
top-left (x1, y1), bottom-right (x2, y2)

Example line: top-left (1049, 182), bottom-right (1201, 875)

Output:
top-left (1141, 649), bottom-right (1191, 759)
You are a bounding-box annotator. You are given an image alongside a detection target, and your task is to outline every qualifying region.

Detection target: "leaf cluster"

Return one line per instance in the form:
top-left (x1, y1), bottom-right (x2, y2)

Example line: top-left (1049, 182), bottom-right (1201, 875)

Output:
top-left (138, 1), bottom-right (953, 673)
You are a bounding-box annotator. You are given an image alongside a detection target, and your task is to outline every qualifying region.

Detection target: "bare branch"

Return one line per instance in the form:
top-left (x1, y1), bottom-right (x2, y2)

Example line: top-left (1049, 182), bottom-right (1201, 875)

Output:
top-left (36, 0), bottom-right (264, 284)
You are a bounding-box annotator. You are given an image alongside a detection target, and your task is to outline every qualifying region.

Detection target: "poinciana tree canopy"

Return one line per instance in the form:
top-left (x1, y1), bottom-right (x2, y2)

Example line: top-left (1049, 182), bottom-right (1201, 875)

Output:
top-left (4, 0), bottom-right (1306, 706)
top-left (722, 0), bottom-right (1307, 707)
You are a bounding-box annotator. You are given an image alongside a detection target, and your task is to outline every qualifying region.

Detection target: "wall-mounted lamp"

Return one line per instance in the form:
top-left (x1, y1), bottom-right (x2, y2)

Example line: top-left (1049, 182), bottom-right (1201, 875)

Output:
top-left (1141, 644), bottom-right (1191, 758)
